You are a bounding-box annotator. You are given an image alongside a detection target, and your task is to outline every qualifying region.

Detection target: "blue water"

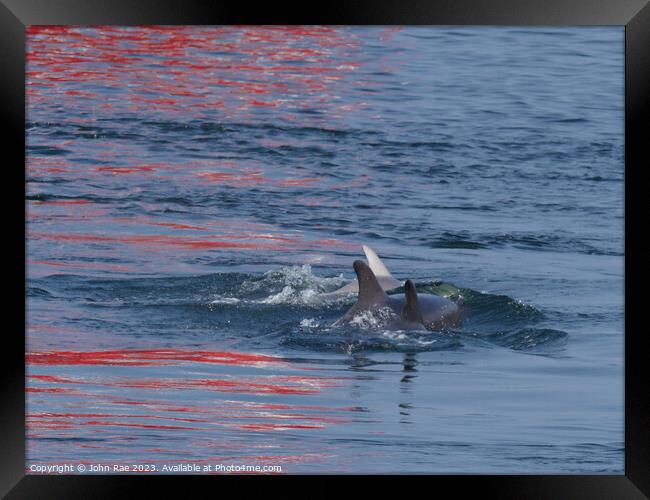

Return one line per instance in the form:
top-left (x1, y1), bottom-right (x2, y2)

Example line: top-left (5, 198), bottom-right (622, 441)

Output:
top-left (26, 26), bottom-right (624, 473)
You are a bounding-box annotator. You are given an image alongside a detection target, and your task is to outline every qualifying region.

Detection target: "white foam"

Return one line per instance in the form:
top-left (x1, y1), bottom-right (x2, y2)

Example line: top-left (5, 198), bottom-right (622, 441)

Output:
top-left (260, 285), bottom-right (320, 305)
top-left (241, 264), bottom-right (348, 306)
top-left (348, 307), bottom-right (396, 329)
top-left (380, 330), bottom-right (438, 346)
top-left (210, 295), bottom-right (241, 304)
top-left (207, 265), bottom-right (354, 307)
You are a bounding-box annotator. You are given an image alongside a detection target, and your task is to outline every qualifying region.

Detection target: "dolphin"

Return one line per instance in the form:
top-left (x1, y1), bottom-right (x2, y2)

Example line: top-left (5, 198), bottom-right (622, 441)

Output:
top-left (333, 260), bottom-right (461, 330)
top-left (323, 245), bottom-right (400, 297)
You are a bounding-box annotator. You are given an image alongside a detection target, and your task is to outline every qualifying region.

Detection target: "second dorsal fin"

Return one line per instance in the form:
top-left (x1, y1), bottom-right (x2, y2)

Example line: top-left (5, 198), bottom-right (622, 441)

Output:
top-left (401, 279), bottom-right (424, 324)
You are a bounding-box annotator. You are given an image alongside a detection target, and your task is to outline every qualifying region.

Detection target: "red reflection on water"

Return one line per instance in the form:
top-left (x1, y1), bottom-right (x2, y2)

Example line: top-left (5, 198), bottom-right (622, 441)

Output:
top-left (27, 348), bottom-right (350, 464)
top-left (29, 221), bottom-right (353, 253)
top-left (27, 26), bottom-right (366, 121)
top-left (29, 231), bottom-right (289, 251)
top-left (29, 260), bottom-right (133, 272)
top-left (109, 377), bottom-right (323, 396)
top-left (276, 177), bottom-right (322, 187)
top-left (197, 170), bottom-right (267, 186)
top-left (29, 374), bottom-right (79, 384)
top-left (238, 423), bottom-right (324, 431)
top-left (24, 26), bottom-right (396, 471)
top-left (90, 420), bottom-right (197, 430)
top-left (26, 26), bottom-right (371, 267)
top-left (26, 387), bottom-right (74, 394)
top-left (149, 221), bottom-right (208, 231)
top-left (95, 165), bottom-right (158, 174)
top-left (32, 199), bottom-right (92, 206)
top-left (27, 349), bottom-right (286, 367)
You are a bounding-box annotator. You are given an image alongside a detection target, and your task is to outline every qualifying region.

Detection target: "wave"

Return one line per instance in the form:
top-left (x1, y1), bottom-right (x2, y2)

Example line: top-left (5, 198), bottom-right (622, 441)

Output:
top-left (30, 265), bottom-right (567, 355)
top-left (415, 231), bottom-right (621, 256)
top-left (280, 322), bottom-right (463, 353)
top-left (482, 327), bottom-right (568, 352)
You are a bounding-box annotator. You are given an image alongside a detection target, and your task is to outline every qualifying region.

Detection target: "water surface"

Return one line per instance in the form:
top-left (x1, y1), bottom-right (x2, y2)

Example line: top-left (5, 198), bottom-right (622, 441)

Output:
top-left (26, 26), bottom-right (624, 473)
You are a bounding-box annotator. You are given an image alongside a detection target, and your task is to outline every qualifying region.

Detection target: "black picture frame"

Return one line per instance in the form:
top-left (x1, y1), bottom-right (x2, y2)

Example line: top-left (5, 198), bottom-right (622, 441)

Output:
top-left (2, 1), bottom-right (648, 497)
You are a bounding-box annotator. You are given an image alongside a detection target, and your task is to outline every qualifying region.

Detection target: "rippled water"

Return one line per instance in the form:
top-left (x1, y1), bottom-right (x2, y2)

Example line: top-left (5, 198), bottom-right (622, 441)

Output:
top-left (26, 26), bottom-right (624, 473)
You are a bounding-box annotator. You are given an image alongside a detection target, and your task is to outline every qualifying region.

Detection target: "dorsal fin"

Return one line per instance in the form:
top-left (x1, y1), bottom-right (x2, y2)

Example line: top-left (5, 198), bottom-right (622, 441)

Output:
top-left (353, 260), bottom-right (387, 306)
top-left (363, 245), bottom-right (393, 278)
top-left (401, 279), bottom-right (424, 324)
top-left (323, 246), bottom-right (400, 297)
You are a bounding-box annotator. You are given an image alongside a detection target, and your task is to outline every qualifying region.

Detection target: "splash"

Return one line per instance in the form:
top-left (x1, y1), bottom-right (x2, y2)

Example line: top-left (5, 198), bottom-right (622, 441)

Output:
top-left (260, 286), bottom-right (320, 305)
top-left (347, 307), bottom-right (396, 330)
top-left (241, 264), bottom-right (347, 306)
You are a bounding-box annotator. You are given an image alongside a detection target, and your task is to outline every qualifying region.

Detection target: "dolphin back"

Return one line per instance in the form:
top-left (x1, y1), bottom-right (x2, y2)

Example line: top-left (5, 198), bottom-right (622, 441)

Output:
top-left (332, 260), bottom-right (461, 331)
